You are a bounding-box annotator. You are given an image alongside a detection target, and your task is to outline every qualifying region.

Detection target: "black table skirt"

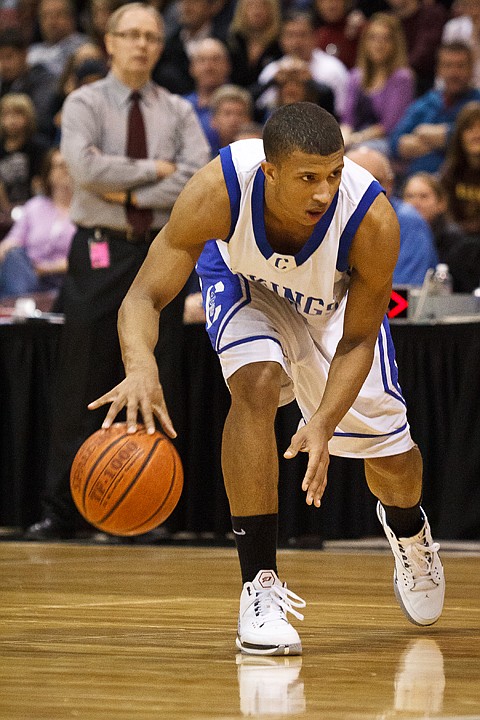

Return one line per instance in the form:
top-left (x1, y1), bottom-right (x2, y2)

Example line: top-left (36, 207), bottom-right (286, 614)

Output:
top-left (1, 319), bottom-right (479, 539)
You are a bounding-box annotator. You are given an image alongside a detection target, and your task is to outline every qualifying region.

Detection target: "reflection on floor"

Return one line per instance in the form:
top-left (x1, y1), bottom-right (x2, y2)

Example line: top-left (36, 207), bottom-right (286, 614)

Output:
top-left (0, 544), bottom-right (478, 720)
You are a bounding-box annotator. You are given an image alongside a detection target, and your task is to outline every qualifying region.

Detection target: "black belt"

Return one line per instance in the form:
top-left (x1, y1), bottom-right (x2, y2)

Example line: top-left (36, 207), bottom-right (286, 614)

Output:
top-left (79, 226), bottom-right (161, 245)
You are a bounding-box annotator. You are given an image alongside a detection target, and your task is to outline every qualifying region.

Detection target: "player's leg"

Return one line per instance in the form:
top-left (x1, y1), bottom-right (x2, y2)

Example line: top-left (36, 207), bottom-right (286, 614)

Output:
top-left (224, 361), bottom-right (305, 656)
top-left (365, 448), bottom-right (445, 626)
top-left (295, 310), bottom-right (444, 626)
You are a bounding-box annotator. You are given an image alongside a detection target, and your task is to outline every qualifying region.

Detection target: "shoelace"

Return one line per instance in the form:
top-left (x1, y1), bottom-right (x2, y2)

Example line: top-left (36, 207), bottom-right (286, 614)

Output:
top-left (400, 537), bottom-right (441, 591)
top-left (254, 584), bottom-right (306, 623)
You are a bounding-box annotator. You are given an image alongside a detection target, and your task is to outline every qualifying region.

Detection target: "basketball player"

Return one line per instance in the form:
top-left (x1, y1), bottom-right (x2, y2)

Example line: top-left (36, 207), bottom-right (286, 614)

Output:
top-left (90, 102), bottom-right (445, 655)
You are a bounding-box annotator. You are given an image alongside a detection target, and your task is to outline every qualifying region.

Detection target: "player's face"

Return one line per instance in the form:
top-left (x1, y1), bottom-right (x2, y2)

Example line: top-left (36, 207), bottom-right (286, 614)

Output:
top-left (106, 8), bottom-right (164, 83)
top-left (263, 149), bottom-right (344, 227)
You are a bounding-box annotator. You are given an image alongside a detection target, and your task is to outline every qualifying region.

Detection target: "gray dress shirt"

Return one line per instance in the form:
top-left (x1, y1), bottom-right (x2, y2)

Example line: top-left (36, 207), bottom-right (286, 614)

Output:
top-left (60, 72), bottom-right (211, 230)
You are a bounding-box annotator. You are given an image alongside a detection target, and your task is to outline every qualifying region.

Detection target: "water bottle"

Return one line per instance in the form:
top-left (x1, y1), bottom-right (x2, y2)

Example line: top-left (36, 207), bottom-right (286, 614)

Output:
top-left (430, 263), bottom-right (453, 295)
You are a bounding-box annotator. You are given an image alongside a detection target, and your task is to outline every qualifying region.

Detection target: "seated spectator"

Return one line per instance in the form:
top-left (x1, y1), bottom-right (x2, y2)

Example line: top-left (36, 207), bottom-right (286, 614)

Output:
top-left (385, 0), bottom-right (448, 96)
top-left (341, 12), bottom-right (414, 154)
top-left (402, 171), bottom-right (470, 291)
top-left (233, 120), bottom-right (264, 140)
top-left (390, 42), bottom-right (480, 180)
top-left (0, 93), bottom-right (49, 238)
top-left (265, 56), bottom-right (335, 117)
top-left (0, 147), bottom-right (75, 298)
top-left (226, 0), bottom-right (283, 88)
top-left (27, 0), bottom-right (89, 78)
top-left (50, 46), bottom-right (108, 143)
top-left (209, 84), bottom-right (254, 155)
top-left (312, 0), bottom-right (363, 69)
top-left (442, 0), bottom-right (480, 87)
top-left (153, 0), bottom-right (227, 94)
top-left (441, 100), bottom-right (480, 235)
top-left (348, 145), bottom-right (439, 285)
top-left (255, 11), bottom-right (349, 118)
top-left (85, 0), bottom-right (123, 55)
top-left (183, 38), bottom-right (232, 154)
top-left (0, 28), bottom-right (57, 144)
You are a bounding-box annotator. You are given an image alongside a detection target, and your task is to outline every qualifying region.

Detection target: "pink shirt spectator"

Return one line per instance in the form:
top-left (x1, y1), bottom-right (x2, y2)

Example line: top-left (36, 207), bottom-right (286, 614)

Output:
top-left (3, 195), bottom-right (75, 265)
top-left (341, 66), bottom-right (414, 135)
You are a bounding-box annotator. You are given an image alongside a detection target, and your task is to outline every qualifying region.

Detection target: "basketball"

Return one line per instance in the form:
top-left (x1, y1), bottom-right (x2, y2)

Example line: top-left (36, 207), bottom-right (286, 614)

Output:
top-left (70, 423), bottom-right (183, 536)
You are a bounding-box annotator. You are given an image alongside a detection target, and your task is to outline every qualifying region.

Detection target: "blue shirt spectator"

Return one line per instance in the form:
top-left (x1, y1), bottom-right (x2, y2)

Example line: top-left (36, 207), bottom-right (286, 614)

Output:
top-left (390, 41), bottom-right (480, 178)
top-left (390, 196), bottom-right (439, 285)
top-left (347, 145), bottom-right (438, 286)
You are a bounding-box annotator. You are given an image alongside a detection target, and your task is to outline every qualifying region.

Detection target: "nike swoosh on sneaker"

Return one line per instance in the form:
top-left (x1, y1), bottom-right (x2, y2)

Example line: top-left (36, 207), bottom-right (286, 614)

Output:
top-left (233, 529), bottom-right (246, 535)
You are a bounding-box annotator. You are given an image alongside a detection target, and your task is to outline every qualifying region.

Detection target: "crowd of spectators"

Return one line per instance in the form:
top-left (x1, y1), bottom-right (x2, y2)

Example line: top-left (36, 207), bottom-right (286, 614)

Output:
top-left (0, 0), bottom-right (479, 296)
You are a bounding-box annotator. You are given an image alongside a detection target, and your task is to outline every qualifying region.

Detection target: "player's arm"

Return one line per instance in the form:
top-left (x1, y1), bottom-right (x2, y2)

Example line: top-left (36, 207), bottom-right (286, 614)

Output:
top-left (285, 193), bottom-right (400, 506)
top-left (88, 156), bottom-right (231, 435)
top-left (321, 192), bottom-right (399, 430)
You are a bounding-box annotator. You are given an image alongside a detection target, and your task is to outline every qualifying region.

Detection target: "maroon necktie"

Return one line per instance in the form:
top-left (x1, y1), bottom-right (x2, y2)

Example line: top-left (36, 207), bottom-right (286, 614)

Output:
top-left (126, 91), bottom-right (153, 234)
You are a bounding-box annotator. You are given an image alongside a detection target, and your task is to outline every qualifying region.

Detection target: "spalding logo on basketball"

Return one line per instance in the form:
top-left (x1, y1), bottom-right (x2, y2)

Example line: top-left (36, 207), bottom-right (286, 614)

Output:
top-left (70, 423), bottom-right (183, 536)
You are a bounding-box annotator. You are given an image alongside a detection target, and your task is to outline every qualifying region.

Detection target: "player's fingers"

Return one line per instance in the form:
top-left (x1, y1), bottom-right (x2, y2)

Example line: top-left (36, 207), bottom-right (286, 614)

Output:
top-left (126, 400), bottom-right (140, 434)
top-left (283, 431), bottom-right (304, 459)
top-left (301, 448), bottom-right (321, 492)
top-left (101, 398), bottom-right (125, 429)
top-left (88, 392), bottom-right (113, 410)
top-left (152, 403), bottom-right (177, 439)
top-left (139, 397), bottom-right (156, 435)
top-left (304, 458), bottom-right (329, 507)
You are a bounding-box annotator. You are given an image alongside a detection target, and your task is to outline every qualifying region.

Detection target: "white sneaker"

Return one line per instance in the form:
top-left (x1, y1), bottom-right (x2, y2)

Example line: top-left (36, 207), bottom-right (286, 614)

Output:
top-left (236, 654), bottom-right (305, 716)
top-left (236, 570), bottom-right (306, 656)
top-left (377, 502), bottom-right (445, 626)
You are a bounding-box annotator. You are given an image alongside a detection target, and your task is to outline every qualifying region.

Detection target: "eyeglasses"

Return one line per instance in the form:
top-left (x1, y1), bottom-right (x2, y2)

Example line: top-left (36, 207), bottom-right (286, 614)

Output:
top-left (111, 29), bottom-right (164, 45)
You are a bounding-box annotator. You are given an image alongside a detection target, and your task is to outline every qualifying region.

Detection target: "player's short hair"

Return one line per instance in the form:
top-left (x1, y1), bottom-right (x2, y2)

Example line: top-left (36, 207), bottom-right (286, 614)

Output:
top-left (263, 102), bottom-right (344, 164)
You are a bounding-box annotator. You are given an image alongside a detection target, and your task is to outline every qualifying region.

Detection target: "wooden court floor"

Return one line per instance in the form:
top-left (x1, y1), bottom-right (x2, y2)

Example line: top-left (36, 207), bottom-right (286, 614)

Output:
top-left (0, 543), bottom-right (479, 720)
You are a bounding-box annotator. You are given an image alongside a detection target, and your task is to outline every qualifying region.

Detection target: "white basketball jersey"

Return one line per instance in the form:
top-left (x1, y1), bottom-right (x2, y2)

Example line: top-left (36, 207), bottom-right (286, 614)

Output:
top-left (198, 138), bottom-right (384, 327)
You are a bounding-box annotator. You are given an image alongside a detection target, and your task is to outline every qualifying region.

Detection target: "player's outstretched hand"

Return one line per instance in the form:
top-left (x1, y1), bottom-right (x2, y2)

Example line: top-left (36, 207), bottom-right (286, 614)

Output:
top-left (87, 371), bottom-right (176, 438)
top-left (283, 421), bottom-right (330, 507)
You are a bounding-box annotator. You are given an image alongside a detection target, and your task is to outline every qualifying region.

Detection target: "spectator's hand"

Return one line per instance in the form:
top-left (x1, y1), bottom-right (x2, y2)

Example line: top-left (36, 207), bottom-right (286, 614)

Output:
top-left (0, 239), bottom-right (19, 263)
top-left (183, 292), bottom-right (206, 325)
top-left (155, 160), bottom-right (176, 179)
top-left (88, 370), bottom-right (176, 438)
top-left (398, 133), bottom-right (430, 159)
top-left (102, 191), bottom-right (127, 204)
top-left (275, 57), bottom-right (312, 86)
top-left (283, 418), bottom-right (330, 508)
top-left (414, 123), bottom-right (447, 150)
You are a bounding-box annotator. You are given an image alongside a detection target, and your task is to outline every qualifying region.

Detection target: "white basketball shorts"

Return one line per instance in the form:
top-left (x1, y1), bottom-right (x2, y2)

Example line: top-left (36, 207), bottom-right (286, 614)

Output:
top-left (199, 262), bottom-right (414, 459)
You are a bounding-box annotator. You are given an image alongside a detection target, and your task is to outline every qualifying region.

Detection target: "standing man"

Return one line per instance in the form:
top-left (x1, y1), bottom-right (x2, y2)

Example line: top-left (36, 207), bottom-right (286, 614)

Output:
top-left (89, 102), bottom-right (445, 654)
top-left (24, 2), bottom-right (210, 541)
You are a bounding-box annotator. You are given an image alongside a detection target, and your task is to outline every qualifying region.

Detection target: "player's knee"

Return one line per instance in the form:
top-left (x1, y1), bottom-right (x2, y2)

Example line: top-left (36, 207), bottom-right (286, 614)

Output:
top-left (366, 446), bottom-right (423, 505)
top-left (229, 362), bottom-right (282, 415)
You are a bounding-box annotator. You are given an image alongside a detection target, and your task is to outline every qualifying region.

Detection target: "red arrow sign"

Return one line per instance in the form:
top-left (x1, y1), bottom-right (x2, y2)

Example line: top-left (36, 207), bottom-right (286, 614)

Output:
top-left (388, 290), bottom-right (409, 319)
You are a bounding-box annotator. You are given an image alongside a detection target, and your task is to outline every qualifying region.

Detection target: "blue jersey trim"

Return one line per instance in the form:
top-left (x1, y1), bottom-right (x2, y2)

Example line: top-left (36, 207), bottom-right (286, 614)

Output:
top-left (333, 422), bottom-right (408, 439)
top-left (251, 169), bottom-right (340, 267)
top-left (218, 335), bottom-right (283, 355)
top-left (216, 276), bottom-right (252, 352)
top-left (336, 180), bottom-right (385, 272)
top-left (252, 168), bottom-right (273, 260)
top-left (219, 146), bottom-right (241, 242)
top-left (378, 317), bottom-right (406, 405)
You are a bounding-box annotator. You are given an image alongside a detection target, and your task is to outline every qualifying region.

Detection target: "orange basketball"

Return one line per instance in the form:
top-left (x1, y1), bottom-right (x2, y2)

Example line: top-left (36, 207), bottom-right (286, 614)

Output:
top-left (70, 423), bottom-right (183, 536)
